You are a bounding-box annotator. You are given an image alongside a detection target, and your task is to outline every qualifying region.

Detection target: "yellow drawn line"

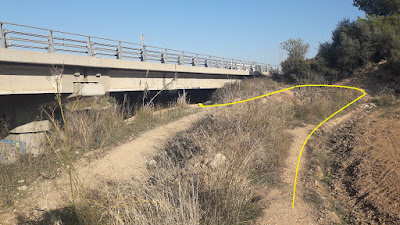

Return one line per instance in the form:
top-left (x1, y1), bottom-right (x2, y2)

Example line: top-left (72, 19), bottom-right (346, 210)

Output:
top-left (198, 84), bottom-right (366, 208)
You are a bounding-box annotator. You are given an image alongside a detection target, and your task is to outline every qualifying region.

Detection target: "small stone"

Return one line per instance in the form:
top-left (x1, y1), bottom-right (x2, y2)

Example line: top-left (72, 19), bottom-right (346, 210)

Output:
top-left (146, 160), bottom-right (157, 169)
top-left (210, 153), bottom-right (226, 169)
top-left (17, 185), bottom-right (28, 191)
top-left (17, 179), bottom-right (25, 184)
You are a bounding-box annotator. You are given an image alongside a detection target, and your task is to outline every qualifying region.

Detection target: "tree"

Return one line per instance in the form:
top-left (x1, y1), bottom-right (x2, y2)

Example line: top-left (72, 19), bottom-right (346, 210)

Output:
top-left (353, 0), bottom-right (400, 16)
top-left (317, 18), bottom-right (374, 74)
top-left (280, 38), bottom-right (312, 83)
top-left (281, 57), bottom-right (311, 83)
top-left (281, 38), bottom-right (310, 59)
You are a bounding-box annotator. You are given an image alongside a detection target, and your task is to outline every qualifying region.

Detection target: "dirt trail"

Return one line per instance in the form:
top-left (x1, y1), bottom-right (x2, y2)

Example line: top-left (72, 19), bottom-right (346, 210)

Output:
top-left (1, 110), bottom-right (206, 224)
top-left (256, 110), bottom-right (357, 224)
top-left (79, 110), bottom-right (206, 186)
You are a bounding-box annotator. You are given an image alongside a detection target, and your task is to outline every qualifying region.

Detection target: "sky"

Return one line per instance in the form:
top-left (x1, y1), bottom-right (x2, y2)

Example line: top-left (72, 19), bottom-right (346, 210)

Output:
top-left (0, 0), bottom-right (365, 66)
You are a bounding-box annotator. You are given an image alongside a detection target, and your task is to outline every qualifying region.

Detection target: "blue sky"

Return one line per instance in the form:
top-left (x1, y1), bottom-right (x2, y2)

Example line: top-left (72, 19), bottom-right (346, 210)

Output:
top-left (1, 0), bottom-right (364, 65)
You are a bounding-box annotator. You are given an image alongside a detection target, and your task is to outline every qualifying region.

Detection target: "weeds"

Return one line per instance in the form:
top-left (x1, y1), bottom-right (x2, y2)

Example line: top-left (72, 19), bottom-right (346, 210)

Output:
top-left (0, 68), bottom-right (195, 223)
top-left (373, 93), bottom-right (398, 107)
top-left (4, 75), bottom-right (364, 224)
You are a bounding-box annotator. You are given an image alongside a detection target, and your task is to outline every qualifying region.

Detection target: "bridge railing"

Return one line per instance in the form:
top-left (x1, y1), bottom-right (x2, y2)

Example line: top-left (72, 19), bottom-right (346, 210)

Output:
top-left (0, 21), bottom-right (275, 73)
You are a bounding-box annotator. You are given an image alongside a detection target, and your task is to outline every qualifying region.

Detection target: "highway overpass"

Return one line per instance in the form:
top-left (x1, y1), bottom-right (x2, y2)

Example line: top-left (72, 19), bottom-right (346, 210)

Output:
top-left (0, 21), bottom-right (278, 130)
top-left (0, 22), bottom-right (276, 97)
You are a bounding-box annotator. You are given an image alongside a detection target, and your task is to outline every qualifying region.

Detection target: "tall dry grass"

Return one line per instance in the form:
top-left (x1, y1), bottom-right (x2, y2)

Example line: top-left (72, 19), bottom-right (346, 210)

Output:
top-left (1, 89), bottom-right (195, 220)
top-left (76, 79), bottom-right (294, 224)
top-left (45, 96), bottom-right (126, 155)
top-left (11, 76), bottom-right (363, 224)
top-left (72, 77), bottom-right (362, 225)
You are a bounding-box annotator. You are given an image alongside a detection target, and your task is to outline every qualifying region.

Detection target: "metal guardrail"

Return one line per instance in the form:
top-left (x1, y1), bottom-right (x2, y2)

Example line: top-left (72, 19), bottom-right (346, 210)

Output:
top-left (0, 21), bottom-right (277, 73)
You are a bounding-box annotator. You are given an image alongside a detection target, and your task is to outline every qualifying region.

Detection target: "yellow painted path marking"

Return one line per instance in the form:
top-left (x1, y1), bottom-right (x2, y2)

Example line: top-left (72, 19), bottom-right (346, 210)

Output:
top-left (199, 84), bottom-right (366, 208)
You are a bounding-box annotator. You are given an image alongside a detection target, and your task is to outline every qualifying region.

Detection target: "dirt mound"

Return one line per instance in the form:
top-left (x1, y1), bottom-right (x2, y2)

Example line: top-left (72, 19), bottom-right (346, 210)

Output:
top-left (340, 112), bottom-right (400, 224)
top-left (308, 108), bottom-right (400, 224)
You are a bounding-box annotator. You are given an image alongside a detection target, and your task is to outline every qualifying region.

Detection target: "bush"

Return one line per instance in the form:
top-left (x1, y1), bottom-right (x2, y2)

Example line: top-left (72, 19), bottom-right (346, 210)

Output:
top-left (318, 15), bottom-right (400, 76)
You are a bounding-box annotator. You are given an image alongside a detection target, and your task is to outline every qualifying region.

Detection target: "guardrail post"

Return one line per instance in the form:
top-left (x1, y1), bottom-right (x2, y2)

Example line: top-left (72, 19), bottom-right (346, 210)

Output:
top-left (48, 30), bottom-right (55, 53)
top-left (191, 56), bottom-right (196, 66)
top-left (161, 49), bottom-right (168, 63)
top-left (87, 37), bottom-right (94, 57)
top-left (0, 23), bottom-right (6, 48)
top-left (117, 41), bottom-right (122, 59)
top-left (178, 51), bottom-right (184, 65)
top-left (141, 45), bottom-right (147, 61)
top-left (194, 54), bottom-right (199, 66)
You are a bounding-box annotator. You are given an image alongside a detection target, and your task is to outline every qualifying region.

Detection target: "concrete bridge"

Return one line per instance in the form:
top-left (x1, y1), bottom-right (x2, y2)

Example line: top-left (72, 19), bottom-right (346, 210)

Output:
top-left (0, 21), bottom-right (278, 136)
top-left (0, 22), bottom-right (276, 97)
top-left (0, 21), bottom-right (277, 158)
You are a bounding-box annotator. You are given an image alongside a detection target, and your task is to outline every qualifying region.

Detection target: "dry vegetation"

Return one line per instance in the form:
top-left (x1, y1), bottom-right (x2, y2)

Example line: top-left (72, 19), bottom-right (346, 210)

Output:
top-left (0, 75), bottom-right (362, 224)
top-left (62, 78), bottom-right (360, 225)
top-left (0, 92), bottom-right (195, 213)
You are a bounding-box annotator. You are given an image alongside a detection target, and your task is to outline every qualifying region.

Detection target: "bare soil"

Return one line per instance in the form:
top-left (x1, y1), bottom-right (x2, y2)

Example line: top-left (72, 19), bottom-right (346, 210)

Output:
top-left (321, 109), bottom-right (400, 224)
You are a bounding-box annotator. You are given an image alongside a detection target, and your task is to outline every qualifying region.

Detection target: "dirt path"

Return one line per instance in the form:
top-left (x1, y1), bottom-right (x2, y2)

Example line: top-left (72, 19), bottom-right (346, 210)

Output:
top-left (1, 110), bottom-right (206, 224)
top-left (256, 110), bottom-right (358, 224)
top-left (79, 110), bottom-right (206, 186)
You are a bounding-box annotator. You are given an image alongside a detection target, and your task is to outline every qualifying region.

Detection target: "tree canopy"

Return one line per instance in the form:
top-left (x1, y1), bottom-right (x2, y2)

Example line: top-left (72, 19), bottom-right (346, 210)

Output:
top-left (281, 38), bottom-right (310, 59)
top-left (353, 0), bottom-right (400, 16)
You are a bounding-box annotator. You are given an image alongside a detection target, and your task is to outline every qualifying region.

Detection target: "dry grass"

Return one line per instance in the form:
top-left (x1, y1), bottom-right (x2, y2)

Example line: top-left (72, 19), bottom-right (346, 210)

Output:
top-left (45, 96), bottom-right (126, 154)
top-left (0, 93), bottom-right (195, 214)
top-left (0, 117), bottom-right (9, 139)
top-left (75, 79), bottom-right (294, 224)
top-left (292, 87), bottom-right (360, 124)
top-left (70, 77), bottom-right (362, 225)
top-left (7, 76), bottom-right (363, 224)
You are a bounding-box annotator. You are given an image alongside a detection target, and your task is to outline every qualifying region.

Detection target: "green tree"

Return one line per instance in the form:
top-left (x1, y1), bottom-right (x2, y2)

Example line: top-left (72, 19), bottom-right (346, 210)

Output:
top-left (281, 38), bottom-right (310, 59)
top-left (353, 0), bottom-right (400, 16)
top-left (317, 18), bottom-right (374, 74)
top-left (280, 38), bottom-right (313, 83)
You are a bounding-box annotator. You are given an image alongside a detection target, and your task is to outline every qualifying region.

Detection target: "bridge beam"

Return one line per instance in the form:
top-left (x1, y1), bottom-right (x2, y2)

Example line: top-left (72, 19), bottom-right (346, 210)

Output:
top-left (0, 49), bottom-right (255, 96)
